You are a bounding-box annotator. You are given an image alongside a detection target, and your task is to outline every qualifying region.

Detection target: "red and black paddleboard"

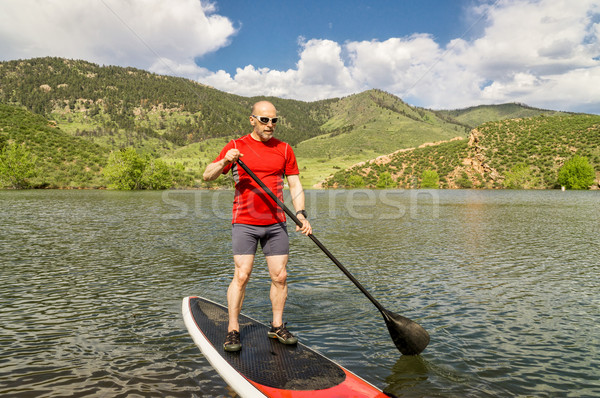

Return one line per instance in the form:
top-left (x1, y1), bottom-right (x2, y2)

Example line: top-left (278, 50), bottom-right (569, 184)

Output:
top-left (182, 296), bottom-right (392, 397)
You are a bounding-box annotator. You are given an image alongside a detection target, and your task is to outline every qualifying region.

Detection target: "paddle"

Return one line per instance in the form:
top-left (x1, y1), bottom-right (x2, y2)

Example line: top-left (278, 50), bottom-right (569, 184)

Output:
top-left (236, 158), bottom-right (430, 355)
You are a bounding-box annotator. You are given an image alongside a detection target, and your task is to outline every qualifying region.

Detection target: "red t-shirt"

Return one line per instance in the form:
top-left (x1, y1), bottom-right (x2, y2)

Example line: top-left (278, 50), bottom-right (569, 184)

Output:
top-left (213, 134), bottom-right (299, 225)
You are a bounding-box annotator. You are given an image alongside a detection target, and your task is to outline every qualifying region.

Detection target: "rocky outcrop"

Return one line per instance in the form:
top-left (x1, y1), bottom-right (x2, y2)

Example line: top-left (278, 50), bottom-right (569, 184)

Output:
top-left (463, 128), bottom-right (501, 182)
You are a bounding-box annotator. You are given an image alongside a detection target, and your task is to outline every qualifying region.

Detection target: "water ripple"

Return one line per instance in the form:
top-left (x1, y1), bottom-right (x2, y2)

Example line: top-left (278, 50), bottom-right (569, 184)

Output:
top-left (1, 190), bottom-right (599, 397)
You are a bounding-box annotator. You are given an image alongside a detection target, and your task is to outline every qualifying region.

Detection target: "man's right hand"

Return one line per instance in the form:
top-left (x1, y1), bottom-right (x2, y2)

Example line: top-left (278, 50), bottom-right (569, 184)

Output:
top-left (203, 149), bottom-right (243, 181)
top-left (224, 149), bottom-right (242, 164)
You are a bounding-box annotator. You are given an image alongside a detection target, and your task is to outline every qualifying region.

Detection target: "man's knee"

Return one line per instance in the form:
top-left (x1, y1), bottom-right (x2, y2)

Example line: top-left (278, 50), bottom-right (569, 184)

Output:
top-left (233, 255), bottom-right (254, 286)
top-left (267, 255), bottom-right (288, 285)
top-left (234, 269), bottom-right (252, 286)
top-left (271, 268), bottom-right (287, 285)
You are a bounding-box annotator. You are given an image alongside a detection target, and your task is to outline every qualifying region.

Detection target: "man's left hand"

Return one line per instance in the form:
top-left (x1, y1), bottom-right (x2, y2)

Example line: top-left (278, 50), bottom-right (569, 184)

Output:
top-left (295, 217), bottom-right (312, 236)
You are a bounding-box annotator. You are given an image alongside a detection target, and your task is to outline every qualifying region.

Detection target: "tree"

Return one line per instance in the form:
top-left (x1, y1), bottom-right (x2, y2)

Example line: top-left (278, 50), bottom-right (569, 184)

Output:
top-left (346, 175), bottom-right (365, 188)
top-left (557, 155), bottom-right (595, 190)
top-left (456, 171), bottom-right (473, 188)
top-left (376, 171), bottom-right (394, 188)
top-left (143, 158), bottom-right (172, 190)
top-left (0, 142), bottom-right (38, 189)
top-left (103, 148), bottom-right (173, 190)
top-left (420, 169), bottom-right (439, 188)
top-left (503, 163), bottom-right (538, 189)
top-left (103, 148), bottom-right (147, 189)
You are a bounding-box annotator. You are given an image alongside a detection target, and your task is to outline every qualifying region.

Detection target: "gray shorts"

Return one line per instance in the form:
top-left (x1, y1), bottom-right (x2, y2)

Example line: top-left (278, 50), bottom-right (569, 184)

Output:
top-left (232, 223), bottom-right (289, 256)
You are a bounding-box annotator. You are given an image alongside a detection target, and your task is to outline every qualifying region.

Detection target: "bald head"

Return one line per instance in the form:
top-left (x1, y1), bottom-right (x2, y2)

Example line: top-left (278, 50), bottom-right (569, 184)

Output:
top-left (250, 101), bottom-right (277, 142)
top-left (251, 101), bottom-right (276, 115)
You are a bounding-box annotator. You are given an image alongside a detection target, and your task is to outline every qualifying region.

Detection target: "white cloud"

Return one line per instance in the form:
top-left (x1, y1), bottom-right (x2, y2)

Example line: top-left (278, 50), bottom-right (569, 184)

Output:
top-left (0, 0), bottom-right (598, 112)
top-left (347, 35), bottom-right (441, 91)
top-left (467, 0), bottom-right (599, 77)
top-left (192, 0), bottom-right (600, 112)
top-left (0, 0), bottom-right (236, 70)
top-left (457, 0), bottom-right (600, 110)
top-left (297, 39), bottom-right (349, 86)
top-left (196, 39), bottom-right (361, 100)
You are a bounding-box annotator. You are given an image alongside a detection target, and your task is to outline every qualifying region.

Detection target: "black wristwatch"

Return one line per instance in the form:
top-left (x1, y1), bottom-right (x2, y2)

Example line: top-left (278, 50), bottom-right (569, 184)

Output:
top-left (296, 210), bottom-right (308, 218)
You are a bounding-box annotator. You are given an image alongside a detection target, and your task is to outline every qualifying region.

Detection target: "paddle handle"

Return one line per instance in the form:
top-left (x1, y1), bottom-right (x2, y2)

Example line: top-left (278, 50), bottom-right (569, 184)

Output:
top-left (235, 159), bottom-right (388, 316)
top-left (307, 235), bottom-right (387, 316)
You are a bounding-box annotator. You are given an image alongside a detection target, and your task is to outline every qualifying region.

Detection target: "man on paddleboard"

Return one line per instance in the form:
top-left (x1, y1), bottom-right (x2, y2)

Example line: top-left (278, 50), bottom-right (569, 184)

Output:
top-left (203, 100), bottom-right (312, 352)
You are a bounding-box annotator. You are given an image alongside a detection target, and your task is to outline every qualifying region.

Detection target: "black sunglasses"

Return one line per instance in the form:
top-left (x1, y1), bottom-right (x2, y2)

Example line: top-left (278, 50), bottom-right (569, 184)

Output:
top-left (252, 115), bottom-right (278, 124)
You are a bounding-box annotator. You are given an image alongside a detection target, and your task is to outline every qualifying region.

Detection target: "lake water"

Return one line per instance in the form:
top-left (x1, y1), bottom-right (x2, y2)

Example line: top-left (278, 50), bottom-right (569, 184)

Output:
top-left (1, 189), bottom-right (598, 397)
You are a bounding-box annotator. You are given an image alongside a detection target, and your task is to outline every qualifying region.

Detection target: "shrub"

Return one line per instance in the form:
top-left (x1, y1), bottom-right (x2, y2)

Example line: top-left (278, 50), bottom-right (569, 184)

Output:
top-left (376, 171), bottom-right (394, 188)
top-left (103, 147), bottom-right (173, 190)
top-left (103, 148), bottom-right (147, 189)
top-left (503, 163), bottom-right (539, 189)
top-left (456, 171), bottom-right (473, 188)
top-left (0, 142), bottom-right (38, 189)
top-left (557, 155), bottom-right (595, 190)
top-left (346, 175), bottom-right (365, 188)
top-left (144, 158), bottom-right (173, 190)
top-left (420, 169), bottom-right (439, 188)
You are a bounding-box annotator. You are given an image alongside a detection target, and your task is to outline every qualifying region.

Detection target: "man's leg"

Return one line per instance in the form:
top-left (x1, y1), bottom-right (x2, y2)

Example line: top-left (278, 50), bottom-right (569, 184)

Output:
top-left (227, 254), bottom-right (254, 332)
top-left (266, 254), bottom-right (298, 344)
top-left (266, 254), bottom-right (289, 327)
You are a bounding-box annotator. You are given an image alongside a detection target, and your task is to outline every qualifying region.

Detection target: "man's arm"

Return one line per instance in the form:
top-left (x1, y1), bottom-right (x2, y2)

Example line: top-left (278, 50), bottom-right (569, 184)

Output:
top-left (203, 149), bottom-right (241, 181)
top-left (287, 174), bottom-right (312, 235)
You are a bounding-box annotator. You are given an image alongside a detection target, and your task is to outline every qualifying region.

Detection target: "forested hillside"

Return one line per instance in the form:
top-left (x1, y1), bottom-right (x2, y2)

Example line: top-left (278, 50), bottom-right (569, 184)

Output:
top-left (0, 103), bottom-right (108, 188)
top-left (1, 57), bottom-right (596, 189)
top-left (0, 57), bottom-right (330, 147)
top-left (295, 89), bottom-right (470, 159)
top-left (325, 114), bottom-right (600, 189)
top-left (438, 103), bottom-right (569, 128)
top-left (0, 58), bottom-right (467, 186)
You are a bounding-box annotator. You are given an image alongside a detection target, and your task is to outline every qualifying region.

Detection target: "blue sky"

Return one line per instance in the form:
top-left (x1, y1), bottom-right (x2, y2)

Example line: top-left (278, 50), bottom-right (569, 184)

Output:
top-left (198, 1), bottom-right (474, 74)
top-left (1, 0), bottom-right (600, 113)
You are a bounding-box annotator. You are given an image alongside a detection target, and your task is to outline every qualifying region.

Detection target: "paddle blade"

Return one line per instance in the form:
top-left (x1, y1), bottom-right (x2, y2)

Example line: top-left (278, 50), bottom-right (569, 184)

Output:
top-left (383, 310), bottom-right (430, 356)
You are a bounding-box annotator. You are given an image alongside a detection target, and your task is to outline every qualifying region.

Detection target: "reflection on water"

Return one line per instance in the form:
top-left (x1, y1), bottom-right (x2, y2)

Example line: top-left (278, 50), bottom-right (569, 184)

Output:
top-left (1, 189), bottom-right (599, 397)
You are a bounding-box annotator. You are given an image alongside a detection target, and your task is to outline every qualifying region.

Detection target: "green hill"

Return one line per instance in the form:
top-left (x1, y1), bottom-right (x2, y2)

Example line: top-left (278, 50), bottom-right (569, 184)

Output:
top-left (437, 103), bottom-right (570, 128)
top-left (2, 57), bottom-right (593, 189)
top-left (0, 58), bottom-right (468, 187)
top-left (468, 114), bottom-right (600, 187)
top-left (292, 89), bottom-right (471, 185)
top-left (324, 114), bottom-right (600, 189)
top-left (0, 103), bottom-right (109, 188)
top-left (295, 89), bottom-right (470, 158)
top-left (0, 57), bottom-right (330, 148)
top-left (0, 57), bottom-right (335, 186)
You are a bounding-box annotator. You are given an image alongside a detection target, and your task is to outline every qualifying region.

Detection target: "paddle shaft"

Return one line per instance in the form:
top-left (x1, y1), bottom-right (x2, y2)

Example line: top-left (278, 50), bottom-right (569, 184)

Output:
top-left (236, 159), bottom-right (389, 318)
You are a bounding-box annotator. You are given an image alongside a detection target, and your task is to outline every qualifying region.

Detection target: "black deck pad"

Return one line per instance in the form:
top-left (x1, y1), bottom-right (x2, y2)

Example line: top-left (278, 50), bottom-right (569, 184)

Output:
top-left (189, 297), bottom-right (346, 390)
